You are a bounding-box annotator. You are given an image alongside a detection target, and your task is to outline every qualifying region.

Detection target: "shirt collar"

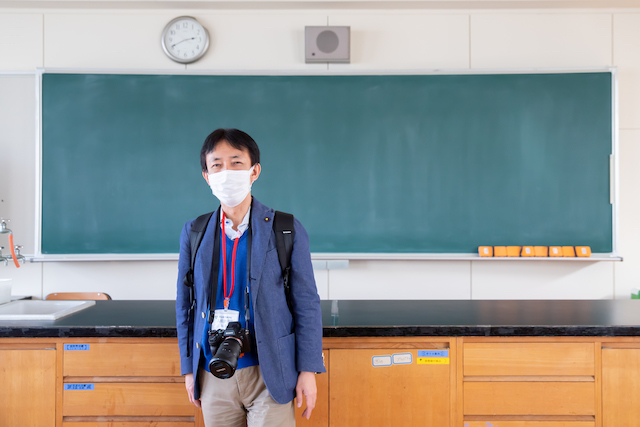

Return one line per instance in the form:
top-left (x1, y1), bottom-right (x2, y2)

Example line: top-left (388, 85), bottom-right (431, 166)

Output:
top-left (220, 206), bottom-right (251, 240)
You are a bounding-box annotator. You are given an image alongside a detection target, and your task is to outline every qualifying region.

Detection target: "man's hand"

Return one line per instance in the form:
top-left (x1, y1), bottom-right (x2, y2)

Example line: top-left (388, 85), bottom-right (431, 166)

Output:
top-left (296, 371), bottom-right (317, 420)
top-left (184, 373), bottom-right (201, 408)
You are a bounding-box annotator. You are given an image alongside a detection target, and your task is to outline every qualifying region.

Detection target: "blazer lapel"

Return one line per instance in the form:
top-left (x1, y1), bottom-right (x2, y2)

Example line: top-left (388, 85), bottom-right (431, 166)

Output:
top-left (249, 199), bottom-right (275, 307)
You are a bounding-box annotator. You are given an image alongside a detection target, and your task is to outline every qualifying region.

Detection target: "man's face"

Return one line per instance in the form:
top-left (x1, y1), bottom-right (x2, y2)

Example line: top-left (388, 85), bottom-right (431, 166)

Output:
top-left (202, 140), bottom-right (261, 185)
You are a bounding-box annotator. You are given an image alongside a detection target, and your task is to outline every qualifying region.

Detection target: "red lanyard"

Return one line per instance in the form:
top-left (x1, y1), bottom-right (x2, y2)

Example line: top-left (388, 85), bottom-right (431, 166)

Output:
top-left (221, 212), bottom-right (240, 310)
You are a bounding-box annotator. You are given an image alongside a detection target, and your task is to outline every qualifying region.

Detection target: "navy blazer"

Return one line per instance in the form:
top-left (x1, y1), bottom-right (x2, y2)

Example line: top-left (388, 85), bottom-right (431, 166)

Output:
top-left (176, 198), bottom-right (326, 404)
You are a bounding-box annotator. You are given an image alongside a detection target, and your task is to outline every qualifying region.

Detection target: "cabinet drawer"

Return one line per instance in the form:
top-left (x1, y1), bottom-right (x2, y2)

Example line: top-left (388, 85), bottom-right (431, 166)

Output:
top-left (330, 349), bottom-right (449, 426)
top-left (464, 343), bottom-right (594, 376)
top-left (465, 423), bottom-right (594, 427)
top-left (464, 382), bottom-right (595, 415)
top-left (63, 342), bottom-right (180, 376)
top-left (63, 383), bottom-right (193, 416)
top-left (63, 424), bottom-right (193, 427)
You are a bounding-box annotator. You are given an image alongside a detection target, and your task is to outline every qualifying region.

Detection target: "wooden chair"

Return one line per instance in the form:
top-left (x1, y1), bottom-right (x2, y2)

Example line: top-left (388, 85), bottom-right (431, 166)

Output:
top-left (45, 292), bottom-right (111, 301)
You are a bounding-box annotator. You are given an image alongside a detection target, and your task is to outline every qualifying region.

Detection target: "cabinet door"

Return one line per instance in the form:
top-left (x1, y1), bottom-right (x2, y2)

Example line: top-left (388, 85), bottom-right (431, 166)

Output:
top-left (0, 347), bottom-right (56, 426)
top-left (295, 350), bottom-right (329, 427)
top-left (602, 348), bottom-right (640, 426)
top-left (330, 349), bottom-right (449, 426)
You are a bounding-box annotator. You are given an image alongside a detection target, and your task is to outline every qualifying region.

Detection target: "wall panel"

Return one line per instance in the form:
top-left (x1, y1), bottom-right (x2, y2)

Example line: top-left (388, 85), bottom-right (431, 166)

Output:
top-left (328, 13), bottom-right (470, 70)
top-left (0, 14), bottom-right (43, 71)
top-left (614, 129), bottom-right (640, 299)
top-left (329, 261), bottom-right (471, 300)
top-left (186, 13), bottom-right (327, 70)
top-left (471, 13), bottom-right (612, 68)
top-left (472, 261), bottom-right (614, 299)
top-left (44, 13), bottom-right (185, 69)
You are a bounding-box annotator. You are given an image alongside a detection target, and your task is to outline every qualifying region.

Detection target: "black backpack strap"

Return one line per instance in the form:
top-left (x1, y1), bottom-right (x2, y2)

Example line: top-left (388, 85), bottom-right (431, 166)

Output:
top-left (182, 211), bottom-right (214, 357)
top-left (274, 211), bottom-right (294, 314)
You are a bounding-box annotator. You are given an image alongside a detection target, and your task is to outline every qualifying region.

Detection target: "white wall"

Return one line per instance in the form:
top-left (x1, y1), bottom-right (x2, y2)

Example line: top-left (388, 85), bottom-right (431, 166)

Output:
top-left (0, 3), bottom-right (638, 301)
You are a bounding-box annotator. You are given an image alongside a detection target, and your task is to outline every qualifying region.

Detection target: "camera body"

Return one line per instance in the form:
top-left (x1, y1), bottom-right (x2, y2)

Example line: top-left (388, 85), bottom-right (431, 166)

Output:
top-left (208, 321), bottom-right (252, 379)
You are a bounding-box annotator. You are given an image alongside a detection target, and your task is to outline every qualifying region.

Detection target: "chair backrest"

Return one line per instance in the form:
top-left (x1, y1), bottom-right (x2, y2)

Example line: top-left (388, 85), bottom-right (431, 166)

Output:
top-left (45, 292), bottom-right (111, 301)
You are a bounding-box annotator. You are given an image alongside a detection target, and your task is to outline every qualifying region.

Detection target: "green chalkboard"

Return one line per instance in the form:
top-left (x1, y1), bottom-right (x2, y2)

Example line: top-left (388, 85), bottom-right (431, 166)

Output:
top-left (41, 72), bottom-right (613, 254)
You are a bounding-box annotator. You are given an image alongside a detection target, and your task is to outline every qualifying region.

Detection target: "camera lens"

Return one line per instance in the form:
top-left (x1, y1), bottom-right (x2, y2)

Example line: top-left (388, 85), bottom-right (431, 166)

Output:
top-left (209, 337), bottom-right (243, 379)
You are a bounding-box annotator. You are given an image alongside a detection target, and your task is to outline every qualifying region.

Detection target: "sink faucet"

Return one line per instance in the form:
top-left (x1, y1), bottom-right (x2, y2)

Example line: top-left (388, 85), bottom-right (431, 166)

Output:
top-left (0, 219), bottom-right (11, 235)
top-left (0, 219), bottom-right (22, 268)
top-left (0, 247), bottom-right (7, 266)
top-left (11, 246), bottom-right (25, 264)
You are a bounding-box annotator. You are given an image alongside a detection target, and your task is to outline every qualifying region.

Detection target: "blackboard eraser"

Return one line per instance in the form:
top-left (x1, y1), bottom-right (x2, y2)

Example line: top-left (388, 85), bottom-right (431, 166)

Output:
top-left (562, 246), bottom-right (576, 257)
top-left (576, 246), bottom-right (591, 257)
top-left (494, 246), bottom-right (507, 257)
top-left (521, 246), bottom-right (535, 257)
top-left (479, 246), bottom-right (494, 257)
top-left (549, 246), bottom-right (563, 257)
top-left (507, 246), bottom-right (521, 257)
top-left (534, 246), bottom-right (548, 257)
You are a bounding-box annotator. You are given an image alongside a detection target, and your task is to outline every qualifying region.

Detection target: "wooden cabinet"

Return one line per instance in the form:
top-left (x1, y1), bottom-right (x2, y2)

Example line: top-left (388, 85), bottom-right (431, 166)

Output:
top-left (61, 339), bottom-right (195, 426)
top-left (329, 347), bottom-right (450, 426)
top-left (8, 336), bottom-right (640, 426)
top-left (295, 350), bottom-right (329, 427)
top-left (0, 343), bottom-right (57, 426)
top-left (602, 346), bottom-right (640, 426)
top-left (464, 422), bottom-right (595, 427)
top-left (462, 341), bottom-right (596, 425)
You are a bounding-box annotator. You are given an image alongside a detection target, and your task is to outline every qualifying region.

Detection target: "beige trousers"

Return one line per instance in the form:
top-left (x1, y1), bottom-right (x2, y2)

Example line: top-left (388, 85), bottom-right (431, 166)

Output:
top-left (199, 365), bottom-right (295, 427)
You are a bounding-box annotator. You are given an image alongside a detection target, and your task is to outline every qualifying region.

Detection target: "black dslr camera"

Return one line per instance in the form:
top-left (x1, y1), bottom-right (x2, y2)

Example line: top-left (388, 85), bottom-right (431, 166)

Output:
top-left (208, 321), bottom-right (252, 379)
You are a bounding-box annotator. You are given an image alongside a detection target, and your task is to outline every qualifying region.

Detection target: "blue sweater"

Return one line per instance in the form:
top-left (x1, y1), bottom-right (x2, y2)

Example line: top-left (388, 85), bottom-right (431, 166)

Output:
top-left (200, 231), bottom-right (258, 372)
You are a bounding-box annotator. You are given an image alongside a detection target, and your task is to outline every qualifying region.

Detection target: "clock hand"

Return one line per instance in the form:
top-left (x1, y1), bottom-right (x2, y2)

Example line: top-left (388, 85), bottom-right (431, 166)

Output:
top-left (171, 37), bottom-right (196, 48)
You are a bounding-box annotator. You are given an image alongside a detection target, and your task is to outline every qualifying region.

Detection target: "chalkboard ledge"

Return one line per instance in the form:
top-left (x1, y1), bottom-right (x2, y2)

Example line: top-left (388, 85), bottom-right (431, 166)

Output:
top-left (29, 253), bottom-right (623, 262)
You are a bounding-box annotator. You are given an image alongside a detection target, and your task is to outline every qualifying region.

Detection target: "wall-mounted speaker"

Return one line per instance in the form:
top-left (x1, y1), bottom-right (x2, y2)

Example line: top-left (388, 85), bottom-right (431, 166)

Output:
top-left (305, 26), bottom-right (350, 63)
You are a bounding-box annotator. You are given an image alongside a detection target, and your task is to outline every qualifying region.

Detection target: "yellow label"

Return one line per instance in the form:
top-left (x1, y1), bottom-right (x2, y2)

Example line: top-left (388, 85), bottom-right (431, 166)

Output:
top-left (417, 357), bottom-right (449, 365)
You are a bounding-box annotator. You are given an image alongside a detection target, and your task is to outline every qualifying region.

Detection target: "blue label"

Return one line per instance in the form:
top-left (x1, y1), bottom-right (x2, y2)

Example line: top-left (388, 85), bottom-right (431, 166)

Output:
top-left (64, 344), bottom-right (90, 351)
top-left (64, 384), bottom-right (94, 391)
top-left (418, 350), bottom-right (449, 358)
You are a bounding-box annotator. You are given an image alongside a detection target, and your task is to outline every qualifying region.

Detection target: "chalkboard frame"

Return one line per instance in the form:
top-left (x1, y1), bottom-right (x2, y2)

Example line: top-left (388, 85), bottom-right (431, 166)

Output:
top-left (32, 67), bottom-right (620, 262)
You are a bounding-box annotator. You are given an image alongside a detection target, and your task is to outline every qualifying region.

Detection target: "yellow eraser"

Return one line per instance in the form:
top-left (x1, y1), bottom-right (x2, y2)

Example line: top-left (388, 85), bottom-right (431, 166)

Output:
top-left (479, 246), bottom-right (493, 257)
top-left (494, 246), bottom-right (507, 257)
top-left (549, 246), bottom-right (563, 257)
top-left (575, 246), bottom-right (591, 257)
top-left (521, 246), bottom-right (535, 257)
top-left (507, 246), bottom-right (521, 257)
top-left (562, 246), bottom-right (576, 257)
top-left (534, 246), bottom-right (548, 257)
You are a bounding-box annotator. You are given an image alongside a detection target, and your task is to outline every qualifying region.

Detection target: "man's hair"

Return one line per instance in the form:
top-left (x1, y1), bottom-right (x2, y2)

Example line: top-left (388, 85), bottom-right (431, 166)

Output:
top-left (200, 128), bottom-right (261, 172)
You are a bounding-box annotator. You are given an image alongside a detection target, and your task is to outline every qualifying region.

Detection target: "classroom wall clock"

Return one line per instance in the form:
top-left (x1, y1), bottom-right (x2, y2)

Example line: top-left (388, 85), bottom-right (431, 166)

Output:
top-left (161, 16), bottom-right (210, 64)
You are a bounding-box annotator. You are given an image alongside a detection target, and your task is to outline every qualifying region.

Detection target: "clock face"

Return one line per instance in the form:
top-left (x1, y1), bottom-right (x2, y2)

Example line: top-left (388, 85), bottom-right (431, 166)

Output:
top-left (161, 17), bottom-right (209, 64)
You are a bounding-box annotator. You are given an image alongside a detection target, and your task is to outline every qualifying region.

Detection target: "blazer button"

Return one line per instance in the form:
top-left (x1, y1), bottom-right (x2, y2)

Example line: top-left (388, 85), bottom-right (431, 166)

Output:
top-left (202, 312), bottom-right (205, 318)
top-left (265, 217), bottom-right (270, 222)
top-left (196, 342), bottom-right (200, 349)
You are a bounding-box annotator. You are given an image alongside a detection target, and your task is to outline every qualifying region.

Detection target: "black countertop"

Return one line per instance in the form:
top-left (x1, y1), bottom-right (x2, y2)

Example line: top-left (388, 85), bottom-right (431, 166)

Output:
top-left (1, 300), bottom-right (640, 338)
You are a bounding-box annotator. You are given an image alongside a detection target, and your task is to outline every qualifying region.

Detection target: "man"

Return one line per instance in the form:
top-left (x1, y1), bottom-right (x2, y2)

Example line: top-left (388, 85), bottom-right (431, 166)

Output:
top-left (176, 128), bottom-right (325, 427)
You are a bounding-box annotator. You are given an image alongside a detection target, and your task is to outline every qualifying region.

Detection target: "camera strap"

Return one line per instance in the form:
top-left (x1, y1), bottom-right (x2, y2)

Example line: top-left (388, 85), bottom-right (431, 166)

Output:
top-left (207, 211), bottom-right (221, 325)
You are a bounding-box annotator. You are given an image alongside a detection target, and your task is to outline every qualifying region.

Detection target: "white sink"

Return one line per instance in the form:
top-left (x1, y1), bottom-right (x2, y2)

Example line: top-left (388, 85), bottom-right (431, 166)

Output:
top-left (0, 300), bottom-right (96, 320)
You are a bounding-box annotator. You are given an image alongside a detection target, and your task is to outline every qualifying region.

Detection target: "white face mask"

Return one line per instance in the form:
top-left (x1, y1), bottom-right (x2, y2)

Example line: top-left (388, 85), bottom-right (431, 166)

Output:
top-left (207, 166), bottom-right (255, 207)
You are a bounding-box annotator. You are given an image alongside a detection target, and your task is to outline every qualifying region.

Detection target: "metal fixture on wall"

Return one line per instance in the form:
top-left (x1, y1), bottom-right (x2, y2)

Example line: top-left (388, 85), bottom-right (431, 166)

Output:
top-left (305, 26), bottom-right (350, 63)
top-left (0, 219), bottom-right (24, 267)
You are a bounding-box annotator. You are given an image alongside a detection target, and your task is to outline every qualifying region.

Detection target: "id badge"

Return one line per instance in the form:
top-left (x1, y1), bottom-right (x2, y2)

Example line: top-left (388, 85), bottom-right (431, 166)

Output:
top-left (212, 309), bottom-right (240, 331)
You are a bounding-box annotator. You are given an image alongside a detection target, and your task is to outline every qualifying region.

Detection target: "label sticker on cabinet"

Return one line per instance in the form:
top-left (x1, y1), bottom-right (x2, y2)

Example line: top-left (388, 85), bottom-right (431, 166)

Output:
top-left (392, 353), bottom-right (413, 365)
top-left (371, 355), bottom-right (392, 367)
top-left (64, 344), bottom-right (89, 351)
top-left (64, 384), bottom-right (95, 391)
top-left (418, 350), bottom-right (448, 358)
top-left (417, 350), bottom-right (449, 365)
top-left (418, 358), bottom-right (450, 364)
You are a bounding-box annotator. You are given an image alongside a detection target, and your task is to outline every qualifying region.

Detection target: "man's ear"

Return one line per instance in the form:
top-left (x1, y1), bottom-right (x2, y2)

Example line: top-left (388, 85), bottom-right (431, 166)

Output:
top-left (202, 171), bottom-right (210, 185)
top-left (250, 164), bottom-right (261, 183)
